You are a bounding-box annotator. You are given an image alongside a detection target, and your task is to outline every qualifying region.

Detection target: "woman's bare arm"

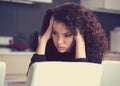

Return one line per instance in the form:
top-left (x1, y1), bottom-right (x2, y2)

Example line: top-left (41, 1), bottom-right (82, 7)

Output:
top-left (74, 29), bottom-right (86, 58)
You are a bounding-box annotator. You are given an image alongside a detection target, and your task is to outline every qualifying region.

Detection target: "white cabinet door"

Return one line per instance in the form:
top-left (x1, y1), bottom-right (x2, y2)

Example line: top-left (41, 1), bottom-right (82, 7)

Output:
top-left (80, 0), bottom-right (104, 9)
top-left (0, 52), bottom-right (33, 74)
top-left (104, 0), bottom-right (120, 10)
top-left (80, 0), bottom-right (120, 14)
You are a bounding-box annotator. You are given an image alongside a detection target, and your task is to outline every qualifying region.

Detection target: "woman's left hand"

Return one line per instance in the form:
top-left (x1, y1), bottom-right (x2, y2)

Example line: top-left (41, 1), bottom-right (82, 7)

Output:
top-left (74, 28), bottom-right (86, 58)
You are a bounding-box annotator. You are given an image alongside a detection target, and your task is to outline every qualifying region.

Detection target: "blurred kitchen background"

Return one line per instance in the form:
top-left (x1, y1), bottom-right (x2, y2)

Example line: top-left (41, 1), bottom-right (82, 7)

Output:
top-left (0, 1), bottom-right (120, 86)
top-left (0, 0), bottom-right (120, 53)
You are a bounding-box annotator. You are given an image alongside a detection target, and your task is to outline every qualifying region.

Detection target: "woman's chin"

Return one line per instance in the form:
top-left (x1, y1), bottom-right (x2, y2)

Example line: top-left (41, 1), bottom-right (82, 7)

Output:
top-left (57, 49), bottom-right (67, 53)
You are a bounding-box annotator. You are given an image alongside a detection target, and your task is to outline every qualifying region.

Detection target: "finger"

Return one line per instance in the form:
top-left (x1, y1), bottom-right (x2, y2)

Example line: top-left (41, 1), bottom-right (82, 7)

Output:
top-left (75, 28), bottom-right (80, 37)
top-left (74, 28), bottom-right (84, 41)
top-left (38, 35), bottom-right (41, 40)
top-left (48, 16), bottom-right (54, 29)
top-left (76, 28), bottom-right (80, 34)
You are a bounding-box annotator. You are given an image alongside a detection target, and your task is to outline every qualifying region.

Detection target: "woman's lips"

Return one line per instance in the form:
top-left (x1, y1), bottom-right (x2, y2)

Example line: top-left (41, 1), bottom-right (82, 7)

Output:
top-left (57, 46), bottom-right (65, 50)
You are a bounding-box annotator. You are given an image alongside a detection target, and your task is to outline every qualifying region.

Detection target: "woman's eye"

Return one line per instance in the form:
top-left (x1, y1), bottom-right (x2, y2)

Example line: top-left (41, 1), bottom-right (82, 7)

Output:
top-left (64, 33), bottom-right (72, 37)
top-left (52, 31), bottom-right (57, 35)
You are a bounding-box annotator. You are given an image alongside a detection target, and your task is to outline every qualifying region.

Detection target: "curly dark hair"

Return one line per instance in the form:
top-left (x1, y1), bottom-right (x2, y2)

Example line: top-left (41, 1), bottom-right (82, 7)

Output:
top-left (41, 2), bottom-right (108, 62)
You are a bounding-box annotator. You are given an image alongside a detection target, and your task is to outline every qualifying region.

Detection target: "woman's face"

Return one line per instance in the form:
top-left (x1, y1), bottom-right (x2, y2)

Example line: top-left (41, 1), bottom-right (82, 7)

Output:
top-left (52, 21), bottom-right (74, 53)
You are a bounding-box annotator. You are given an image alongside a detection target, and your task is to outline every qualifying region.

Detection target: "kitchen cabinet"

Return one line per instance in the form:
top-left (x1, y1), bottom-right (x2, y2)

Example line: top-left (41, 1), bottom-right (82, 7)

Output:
top-left (80, 0), bottom-right (120, 14)
top-left (103, 53), bottom-right (120, 61)
top-left (0, 0), bottom-right (53, 4)
top-left (0, 52), bottom-right (34, 74)
top-left (0, 52), bottom-right (34, 86)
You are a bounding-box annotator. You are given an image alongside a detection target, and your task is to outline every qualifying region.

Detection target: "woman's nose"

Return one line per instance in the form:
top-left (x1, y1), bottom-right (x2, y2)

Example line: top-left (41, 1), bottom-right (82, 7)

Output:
top-left (57, 36), bottom-right (63, 44)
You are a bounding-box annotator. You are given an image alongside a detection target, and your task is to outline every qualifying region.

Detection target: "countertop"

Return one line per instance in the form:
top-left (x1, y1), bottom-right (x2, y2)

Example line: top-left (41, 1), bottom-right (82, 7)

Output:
top-left (0, 51), bottom-right (34, 55)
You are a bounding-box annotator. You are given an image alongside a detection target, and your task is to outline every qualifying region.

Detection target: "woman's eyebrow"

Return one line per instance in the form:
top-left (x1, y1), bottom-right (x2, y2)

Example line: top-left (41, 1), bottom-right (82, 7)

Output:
top-left (52, 28), bottom-right (71, 34)
top-left (63, 31), bottom-right (71, 35)
top-left (52, 28), bottom-right (56, 32)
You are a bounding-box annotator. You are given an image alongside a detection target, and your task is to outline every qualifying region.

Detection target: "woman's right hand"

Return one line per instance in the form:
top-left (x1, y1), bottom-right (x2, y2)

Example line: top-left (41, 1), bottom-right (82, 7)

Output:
top-left (40, 16), bottom-right (54, 42)
top-left (36, 16), bottom-right (54, 55)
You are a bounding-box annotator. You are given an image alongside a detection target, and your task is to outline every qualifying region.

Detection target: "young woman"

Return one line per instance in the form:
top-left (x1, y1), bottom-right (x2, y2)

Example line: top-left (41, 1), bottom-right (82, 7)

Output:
top-left (29, 2), bottom-right (108, 67)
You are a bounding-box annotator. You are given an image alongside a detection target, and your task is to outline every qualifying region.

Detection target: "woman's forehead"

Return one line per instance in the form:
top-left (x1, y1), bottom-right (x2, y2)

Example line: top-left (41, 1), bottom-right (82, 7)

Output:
top-left (53, 21), bottom-right (70, 33)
